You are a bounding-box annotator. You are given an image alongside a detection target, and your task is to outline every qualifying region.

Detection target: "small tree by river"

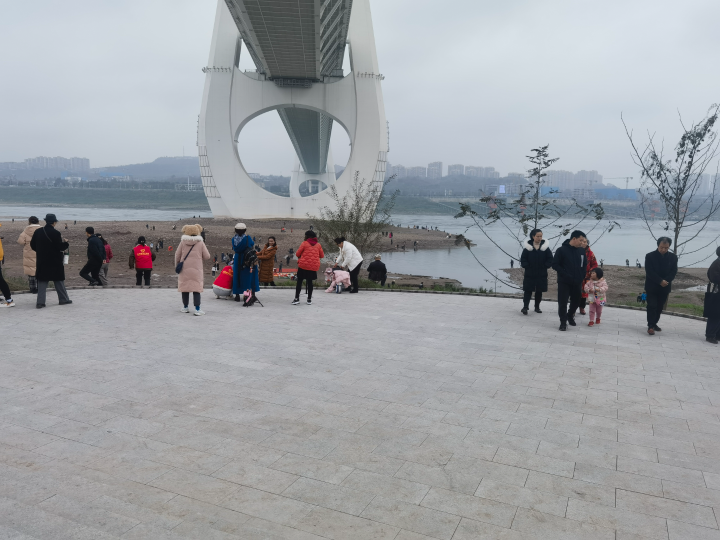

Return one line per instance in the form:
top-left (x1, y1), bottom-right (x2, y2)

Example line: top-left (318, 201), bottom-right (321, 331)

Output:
top-left (624, 104), bottom-right (720, 265)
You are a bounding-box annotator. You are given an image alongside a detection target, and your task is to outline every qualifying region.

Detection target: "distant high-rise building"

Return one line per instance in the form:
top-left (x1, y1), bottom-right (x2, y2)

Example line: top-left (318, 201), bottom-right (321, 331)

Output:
top-left (544, 170), bottom-right (575, 192)
top-left (407, 166), bottom-right (426, 178)
top-left (427, 161), bottom-right (443, 178)
top-left (575, 170), bottom-right (602, 188)
top-left (465, 166), bottom-right (482, 177)
top-left (389, 164), bottom-right (407, 178)
top-left (23, 156), bottom-right (90, 171)
top-left (507, 172), bottom-right (525, 179)
top-left (482, 166), bottom-right (500, 179)
top-left (447, 164), bottom-right (465, 176)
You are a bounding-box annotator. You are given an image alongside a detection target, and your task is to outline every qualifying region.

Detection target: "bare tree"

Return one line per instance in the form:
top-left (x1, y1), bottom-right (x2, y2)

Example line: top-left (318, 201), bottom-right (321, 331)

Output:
top-left (454, 146), bottom-right (617, 287)
top-left (623, 104), bottom-right (720, 265)
top-left (309, 171), bottom-right (397, 259)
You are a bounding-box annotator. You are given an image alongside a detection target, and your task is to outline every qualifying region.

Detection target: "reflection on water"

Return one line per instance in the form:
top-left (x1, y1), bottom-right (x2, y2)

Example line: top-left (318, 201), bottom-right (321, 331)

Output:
top-left (0, 205), bottom-right (211, 222)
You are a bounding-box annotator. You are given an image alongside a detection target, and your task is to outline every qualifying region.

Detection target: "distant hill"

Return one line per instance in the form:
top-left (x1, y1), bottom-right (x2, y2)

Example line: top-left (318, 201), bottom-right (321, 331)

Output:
top-left (93, 156), bottom-right (200, 180)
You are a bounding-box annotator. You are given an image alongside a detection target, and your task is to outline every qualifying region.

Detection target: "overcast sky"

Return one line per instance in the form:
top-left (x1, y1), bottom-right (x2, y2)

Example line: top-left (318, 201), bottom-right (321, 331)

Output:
top-left (2, 0), bottom-right (719, 186)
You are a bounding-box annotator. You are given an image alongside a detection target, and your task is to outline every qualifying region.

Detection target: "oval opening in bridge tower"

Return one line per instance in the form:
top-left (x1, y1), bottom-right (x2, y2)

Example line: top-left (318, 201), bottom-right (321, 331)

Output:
top-left (236, 107), bottom-right (352, 198)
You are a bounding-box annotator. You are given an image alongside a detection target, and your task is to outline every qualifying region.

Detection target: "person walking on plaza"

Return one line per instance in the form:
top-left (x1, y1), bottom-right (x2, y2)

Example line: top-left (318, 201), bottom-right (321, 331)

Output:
top-left (232, 223), bottom-right (259, 302)
top-left (704, 247), bottom-right (720, 344)
top-left (176, 224), bottom-right (211, 315)
top-left (16, 216), bottom-right (42, 294)
top-left (334, 236), bottom-right (363, 293)
top-left (79, 227), bottom-right (105, 286)
top-left (520, 228), bottom-right (553, 315)
top-left (0, 224), bottom-right (15, 307)
top-left (367, 254), bottom-right (388, 286)
top-left (293, 230), bottom-right (324, 305)
top-left (30, 214), bottom-right (72, 308)
top-left (552, 230), bottom-right (587, 331)
top-left (96, 234), bottom-right (113, 286)
top-left (130, 236), bottom-right (155, 286)
top-left (584, 268), bottom-right (608, 327)
top-left (257, 236), bottom-right (278, 286)
top-left (644, 237), bottom-right (678, 336)
top-left (577, 237), bottom-right (598, 316)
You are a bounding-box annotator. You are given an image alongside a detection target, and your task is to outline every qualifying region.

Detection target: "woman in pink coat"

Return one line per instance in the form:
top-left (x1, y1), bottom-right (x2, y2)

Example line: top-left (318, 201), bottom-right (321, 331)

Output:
top-left (175, 224), bottom-right (211, 316)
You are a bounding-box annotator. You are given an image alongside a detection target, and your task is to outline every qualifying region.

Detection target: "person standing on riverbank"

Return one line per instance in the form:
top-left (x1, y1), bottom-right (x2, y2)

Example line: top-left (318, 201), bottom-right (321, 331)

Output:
top-left (645, 237), bottom-right (678, 336)
top-left (31, 214), bottom-right (71, 308)
top-left (0, 223), bottom-right (15, 307)
top-left (130, 236), bottom-right (155, 286)
top-left (176, 224), bottom-right (211, 315)
top-left (257, 236), bottom-right (278, 286)
top-left (79, 227), bottom-right (105, 286)
top-left (577, 238), bottom-right (598, 316)
top-left (17, 216), bottom-right (41, 294)
top-left (705, 247), bottom-right (720, 344)
top-left (552, 230), bottom-right (587, 331)
top-left (293, 231), bottom-right (324, 305)
top-left (96, 234), bottom-right (113, 287)
top-left (335, 237), bottom-right (363, 293)
top-left (520, 229), bottom-right (553, 315)
top-left (232, 223), bottom-right (259, 302)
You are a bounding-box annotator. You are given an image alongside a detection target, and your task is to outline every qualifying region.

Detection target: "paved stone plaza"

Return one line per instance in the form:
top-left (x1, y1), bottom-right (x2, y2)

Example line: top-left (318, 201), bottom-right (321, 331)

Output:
top-left (1, 288), bottom-right (719, 539)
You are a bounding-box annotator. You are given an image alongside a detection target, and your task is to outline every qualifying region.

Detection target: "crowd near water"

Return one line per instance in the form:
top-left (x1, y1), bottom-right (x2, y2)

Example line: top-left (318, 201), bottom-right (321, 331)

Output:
top-left (0, 213), bottom-right (388, 316)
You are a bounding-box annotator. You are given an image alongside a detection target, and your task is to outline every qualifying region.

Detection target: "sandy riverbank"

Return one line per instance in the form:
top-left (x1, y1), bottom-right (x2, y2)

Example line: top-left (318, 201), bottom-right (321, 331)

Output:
top-left (0, 217), bottom-right (459, 289)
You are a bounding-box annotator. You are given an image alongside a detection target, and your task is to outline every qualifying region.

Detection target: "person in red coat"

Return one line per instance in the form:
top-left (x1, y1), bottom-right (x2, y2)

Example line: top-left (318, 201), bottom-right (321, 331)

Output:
top-left (292, 230), bottom-right (324, 306)
top-left (212, 265), bottom-right (234, 298)
top-left (130, 236), bottom-right (155, 286)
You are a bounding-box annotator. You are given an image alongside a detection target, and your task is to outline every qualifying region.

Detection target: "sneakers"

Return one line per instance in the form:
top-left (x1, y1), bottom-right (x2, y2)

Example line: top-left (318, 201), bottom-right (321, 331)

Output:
top-left (194, 309), bottom-right (205, 316)
top-left (521, 307), bottom-right (528, 315)
top-left (307, 299), bottom-right (312, 305)
top-left (588, 321), bottom-right (594, 327)
top-left (291, 298), bottom-right (300, 305)
top-left (567, 318), bottom-right (577, 327)
top-left (559, 323), bottom-right (567, 331)
top-left (180, 306), bottom-right (190, 313)
top-left (1, 300), bottom-right (15, 308)
top-left (596, 318), bottom-right (601, 325)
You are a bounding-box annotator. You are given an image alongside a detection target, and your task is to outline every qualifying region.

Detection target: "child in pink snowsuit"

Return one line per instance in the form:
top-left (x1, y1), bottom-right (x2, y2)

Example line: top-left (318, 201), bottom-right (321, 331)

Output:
top-left (324, 267), bottom-right (351, 293)
top-left (584, 268), bottom-right (608, 326)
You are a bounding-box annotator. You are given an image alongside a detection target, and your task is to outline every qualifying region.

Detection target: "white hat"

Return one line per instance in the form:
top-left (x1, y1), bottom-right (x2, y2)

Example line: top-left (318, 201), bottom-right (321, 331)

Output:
top-left (235, 223), bottom-right (246, 229)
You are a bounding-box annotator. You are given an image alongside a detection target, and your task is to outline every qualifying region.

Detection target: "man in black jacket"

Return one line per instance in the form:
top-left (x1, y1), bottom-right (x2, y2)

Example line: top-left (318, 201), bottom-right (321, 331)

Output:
top-left (80, 226), bottom-right (105, 286)
top-left (644, 237), bottom-right (678, 336)
top-left (367, 254), bottom-right (388, 286)
top-left (706, 246), bottom-right (720, 344)
top-left (552, 230), bottom-right (587, 331)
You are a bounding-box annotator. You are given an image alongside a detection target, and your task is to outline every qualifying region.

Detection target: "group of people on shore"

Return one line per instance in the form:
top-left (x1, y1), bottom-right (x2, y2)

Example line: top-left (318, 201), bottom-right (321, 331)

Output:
top-left (517, 228), bottom-right (717, 340)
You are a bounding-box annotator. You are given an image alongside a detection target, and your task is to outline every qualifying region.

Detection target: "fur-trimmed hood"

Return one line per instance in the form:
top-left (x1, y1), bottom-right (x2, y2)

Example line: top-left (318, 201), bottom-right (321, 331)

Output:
top-left (524, 239), bottom-right (548, 251)
top-left (180, 235), bottom-right (205, 243)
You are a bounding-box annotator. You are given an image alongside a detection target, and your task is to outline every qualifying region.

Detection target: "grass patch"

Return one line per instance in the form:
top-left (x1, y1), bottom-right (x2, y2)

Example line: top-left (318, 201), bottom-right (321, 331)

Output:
top-left (667, 303), bottom-right (704, 317)
top-left (2, 274), bottom-right (29, 291)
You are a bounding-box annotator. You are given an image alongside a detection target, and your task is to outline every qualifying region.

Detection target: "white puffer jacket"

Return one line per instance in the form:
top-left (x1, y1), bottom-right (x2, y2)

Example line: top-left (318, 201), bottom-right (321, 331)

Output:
top-left (335, 240), bottom-right (363, 270)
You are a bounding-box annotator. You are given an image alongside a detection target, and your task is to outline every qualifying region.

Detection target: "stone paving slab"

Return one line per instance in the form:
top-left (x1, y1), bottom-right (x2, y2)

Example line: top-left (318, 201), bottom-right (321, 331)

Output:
top-left (0, 288), bottom-right (719, 539)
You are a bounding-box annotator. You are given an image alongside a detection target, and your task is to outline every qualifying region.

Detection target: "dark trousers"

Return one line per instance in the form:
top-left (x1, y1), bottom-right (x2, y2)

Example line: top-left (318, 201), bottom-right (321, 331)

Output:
top-left (647, 287), bottom-right (670, 328)
top-left (378, 276), bottom-right (386, 286)
top-left (0, 266), bottom-right (11, 299)
top-left (182, 292), bottom-right (201, 307)
top-left (706, 318), bottom-right (720, 338)
top-left (349, 262), bottom-right (362, 292)
top-left (523, 289), bottom-right (543, 309)
top-left (579, 297), bottom-right (587, 310)
top-left (295, 277), bottom-right (313, 300)
top-left (558, 281), bottom-right (581, 323)
top-left (136, 268), bottom-right (151, 286)
top-left (80, 260), bottom-right (102, 284)
top-left (37, 281), bottom-right (70, 305)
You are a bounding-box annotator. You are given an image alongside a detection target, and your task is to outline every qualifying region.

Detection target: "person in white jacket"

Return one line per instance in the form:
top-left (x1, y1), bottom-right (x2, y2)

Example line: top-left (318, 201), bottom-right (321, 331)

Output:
top-left (334, 237), bottom-right (363, 293)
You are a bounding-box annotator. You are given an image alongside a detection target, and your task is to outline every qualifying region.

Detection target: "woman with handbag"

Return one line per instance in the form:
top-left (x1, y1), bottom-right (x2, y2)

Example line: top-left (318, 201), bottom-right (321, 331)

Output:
top-left (705, 247), bottom-right (720, 344)
top-left (175, 224), bottom-right (211, 315)
top-left (16, 216), bottom-right (42, 294)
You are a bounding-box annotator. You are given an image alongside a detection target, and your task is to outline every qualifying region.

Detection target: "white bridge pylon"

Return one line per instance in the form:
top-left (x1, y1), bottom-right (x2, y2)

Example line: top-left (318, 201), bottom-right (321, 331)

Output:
top-left (198, 0), bottom-right (388, 219)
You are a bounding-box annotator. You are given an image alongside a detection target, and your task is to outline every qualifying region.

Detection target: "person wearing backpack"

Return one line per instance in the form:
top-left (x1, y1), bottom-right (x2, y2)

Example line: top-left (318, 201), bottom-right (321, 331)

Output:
top-left (176, 224), bottom-right (211, 315)
top-left (231, 223), bottom-right (259, 302)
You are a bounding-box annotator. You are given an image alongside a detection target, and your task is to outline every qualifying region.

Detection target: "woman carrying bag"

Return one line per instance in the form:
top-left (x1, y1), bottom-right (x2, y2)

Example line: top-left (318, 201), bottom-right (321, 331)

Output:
top-left (175, 224), bottom-right (211, 316)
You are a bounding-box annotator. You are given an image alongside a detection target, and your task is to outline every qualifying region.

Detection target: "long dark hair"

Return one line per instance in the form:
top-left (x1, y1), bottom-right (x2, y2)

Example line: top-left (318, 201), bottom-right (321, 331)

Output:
top-left (96, 234), bottom-right (108, 246)
top-left (265, 236), bottom-right (277, 248)
top-left (28, 216), bottom-right (39, 224)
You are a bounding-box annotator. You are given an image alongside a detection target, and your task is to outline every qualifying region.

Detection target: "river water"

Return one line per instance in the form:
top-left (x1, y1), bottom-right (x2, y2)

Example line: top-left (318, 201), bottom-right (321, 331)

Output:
top-left (1, 205), bottom-right (718, 290)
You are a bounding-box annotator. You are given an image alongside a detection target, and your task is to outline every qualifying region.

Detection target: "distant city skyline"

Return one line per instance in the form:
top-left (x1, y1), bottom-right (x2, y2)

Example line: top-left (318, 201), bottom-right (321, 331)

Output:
top-left (0, 155), bottom-right (90, 172)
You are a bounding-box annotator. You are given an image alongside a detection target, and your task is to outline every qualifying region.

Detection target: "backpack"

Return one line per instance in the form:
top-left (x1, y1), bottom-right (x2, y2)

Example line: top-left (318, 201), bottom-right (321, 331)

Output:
top-left (242, 248), bottom-right (258, 269)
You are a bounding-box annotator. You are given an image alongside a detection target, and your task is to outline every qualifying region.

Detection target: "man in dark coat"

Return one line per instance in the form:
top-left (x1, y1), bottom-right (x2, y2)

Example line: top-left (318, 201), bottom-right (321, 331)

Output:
top-left (367, 254), bottom-right (388, 286)
top-left (30, 214), bottom-right (71, 308)
top-left (705, 246), bottom-right (720, 344)
top-left (644, 237), bottom-right (678, 335)
top-left (552, 230), bottom-right (587, 331)
top-left (520, 228), bottom-right (553, 315)
top-left (79, 226), bottom-right (105, 286)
